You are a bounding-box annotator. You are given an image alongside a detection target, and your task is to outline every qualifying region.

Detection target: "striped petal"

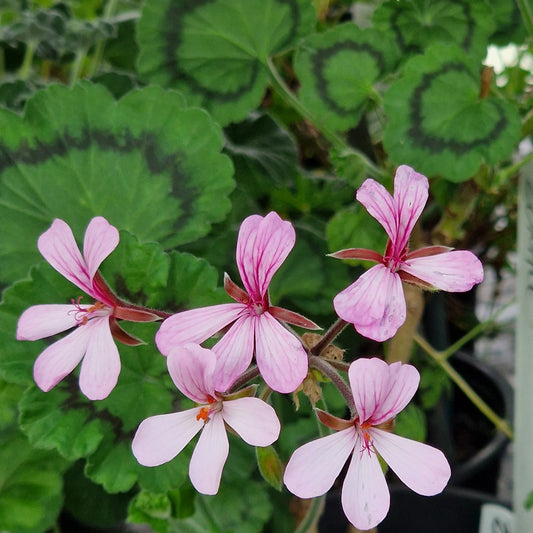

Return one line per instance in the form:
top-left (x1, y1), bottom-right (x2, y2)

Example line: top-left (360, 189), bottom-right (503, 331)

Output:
top-left (17, 304), bottom-right (87, 341)
top-left (82, 217), bottom-right (120, 282)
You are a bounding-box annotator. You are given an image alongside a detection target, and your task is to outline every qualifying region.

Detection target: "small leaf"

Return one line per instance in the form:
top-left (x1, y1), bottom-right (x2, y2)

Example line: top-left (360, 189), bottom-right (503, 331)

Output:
top-left (256, 445), bottom-right (283, 491)
top-left (137, 0), bottom-right (316, 125)
top-left (394, 404), bottom-right (427, 443)
top-left (128, 490), bottom-right (172, 533)
top-left (525, 490), bottom-right (533, 510)
top-left (383, 44), bottom-right (521, 181)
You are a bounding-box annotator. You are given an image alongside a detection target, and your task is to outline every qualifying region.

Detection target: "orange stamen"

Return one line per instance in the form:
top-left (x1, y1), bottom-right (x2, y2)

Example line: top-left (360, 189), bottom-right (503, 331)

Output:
top-left (196, 407), bottom-right (210, 421)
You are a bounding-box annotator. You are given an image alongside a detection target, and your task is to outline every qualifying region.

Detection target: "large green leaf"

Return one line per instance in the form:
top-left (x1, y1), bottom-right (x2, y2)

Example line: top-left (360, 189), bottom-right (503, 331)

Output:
top-left (383, 44), bottom-right (521, 181)
top-left (137, 0), bottom-right (316, 125)
top-left (0, 431), bottom-right (68, 533)
top-left (0, 82), bottom-right (234, 283)
top-left (294, 24), bottom-right (399, 132)
top-left (372, 0), bottom-right (494, 61)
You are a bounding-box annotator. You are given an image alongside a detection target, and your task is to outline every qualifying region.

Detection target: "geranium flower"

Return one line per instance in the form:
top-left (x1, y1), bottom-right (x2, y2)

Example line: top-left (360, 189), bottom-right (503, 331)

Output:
top-left (283, 357), bottom-right (451, 531)
top-left (16, 217), bottom-right (160, 400)
top-left (156, 211), bottom-right (319, 394)
top-left (132, 343), bottom-right (280, 494)
top-left (332, 165), bottom-right (484, 341)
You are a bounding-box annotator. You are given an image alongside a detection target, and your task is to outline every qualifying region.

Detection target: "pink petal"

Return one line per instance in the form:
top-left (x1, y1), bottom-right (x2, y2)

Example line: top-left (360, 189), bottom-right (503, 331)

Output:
top-left (333, 264), bottom-right (406, 342)
top-left (348, 358), bottom-right (420, 425)
top-left (211, 315), bottom-right (255, 393)
top-left (189, 413), bottom-right (229, 495)
top-left (341, 435), bottom-right (390, 530)
top-left (17, 304), bottom-right (87, 341)
top-left (401, 250), bottom-right (484, 292)
top-left (38, 219), bottom-right (92, 294)
top-left (236, 212), bottom-right (295, 299)
top-left (155, 303), bottom-right (245, 355)
top-left (78, 317), bottom-right (120, 400)
top-left (356, 179), bottom-right (397, 243)
top-left (33, 324), bottom-right (92, 392)
top-left (221, 397), bottom-right (280, 446)
top-left (132, 409), bottom-right (203, 467)
top-left (392, 165), bottom-right (429, 253)
top-left (166, 344), bottom-right (217, 403)
top-left (371, 429), bottom-right (451, 496)
top-left (283, 427), bottom-right (356, 498)
top-left (254, 313), bottom-right (308, 393)
top-left (82, 217), bottom-right (119, 282)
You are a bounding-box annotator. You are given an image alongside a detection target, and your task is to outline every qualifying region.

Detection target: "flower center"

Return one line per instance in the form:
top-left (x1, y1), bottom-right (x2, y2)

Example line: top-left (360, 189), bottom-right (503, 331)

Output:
top-left (195, 396), bottom-right (220, 423)
top-left (71, 297), bottom-right (110, 325)
top-left (356, 420), bottom-right (375, 457)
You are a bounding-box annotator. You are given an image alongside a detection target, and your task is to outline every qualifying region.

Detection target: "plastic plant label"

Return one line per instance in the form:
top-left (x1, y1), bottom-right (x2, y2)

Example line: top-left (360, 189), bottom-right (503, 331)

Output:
top-left (478, 503), bottom-right (514, 533)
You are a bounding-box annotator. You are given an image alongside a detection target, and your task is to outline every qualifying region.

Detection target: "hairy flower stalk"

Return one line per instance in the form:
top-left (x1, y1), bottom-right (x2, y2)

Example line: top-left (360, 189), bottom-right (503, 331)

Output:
top-left (16, 217), bottom-right (162, 400)
top-left (332, 165), bottom-right (484, 342)
top-left (284, 357), bottom-right (451, 530)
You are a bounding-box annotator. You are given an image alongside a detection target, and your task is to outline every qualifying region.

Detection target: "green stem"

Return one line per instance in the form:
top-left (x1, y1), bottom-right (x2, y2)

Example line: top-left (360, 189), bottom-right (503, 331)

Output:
top-left (19, 40), bottom-right (37, 80)
top-left (87, 0), bottom-right (119, 76)
top-left (498, 150), bottom-right (533, 184)
top-left (70, 48), bottom-right (87, 85)
top-left (266, 57), bottom-right (384, 179)
top-left (413, 333), bottom-right (514, 440)
top-left (515, 0), bottom-right (533, 38)
top-left (294, 494), bottom-right (325, 533)
top-left (310, 318), bottom-right (349, 356)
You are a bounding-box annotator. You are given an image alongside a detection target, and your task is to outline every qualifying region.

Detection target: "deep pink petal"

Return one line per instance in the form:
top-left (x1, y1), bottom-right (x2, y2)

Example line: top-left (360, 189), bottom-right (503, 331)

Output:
top-left (222, 397), bottom-right (280, 446)
top-left (132, 409), bottom-right (203, 466)
top-left (341, 435), bottom-right (390, 530)
top-left (211, 315), bottom-right (255, 393)
top-left (33, 324), bottom-right (92, 392)
top-left (356, 179), bottom-right (397, 243)
top-left (83, 217), bottom-right (119, 281)
top-left (392, 165), bottom-right (429, 253)
top-left (283, 427), bottom-right (356, 498)
top-left (333, 264), bottom-right (406, 342)
top-left (348, 358), bottom-right (420, 425)
top-left (37, 219), bottom-right (92, 294)
top-left (236, 212), bottom-right (295, 299)
top-left (371, 429), bottom-right (451, 496)
top-left (78, 317), bottom-right (120, 400)
top-left (401, 251), bottom-right (484, 292)
top-left (254, 313), bottom-right (308, 393)
top-left (17, 304), bottom-right (87, 341)
top-left (189, 413), bottom-right (229, 495)
top-left (166, 344), bottom-right (217, 403)
top-left (155, 303), bottom-right (245, 355)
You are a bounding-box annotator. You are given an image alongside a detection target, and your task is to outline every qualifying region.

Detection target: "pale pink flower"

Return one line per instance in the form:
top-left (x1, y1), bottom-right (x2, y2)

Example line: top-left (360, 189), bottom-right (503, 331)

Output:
top-left (132, 343), bottom-right (281, 494)
top-left (332, 165), bottom-right (484, 341)
top-left (16, 217), bottom-right (159, 400)
top-left (284, 357), bottom-right (451, 531)
top-left (156, 211), bottom-right (319, 394)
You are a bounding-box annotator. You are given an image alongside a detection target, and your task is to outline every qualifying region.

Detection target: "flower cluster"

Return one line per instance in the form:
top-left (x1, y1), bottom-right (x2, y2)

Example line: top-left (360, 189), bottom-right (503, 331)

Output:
top-left (16, 166), bottom-right (484, 530)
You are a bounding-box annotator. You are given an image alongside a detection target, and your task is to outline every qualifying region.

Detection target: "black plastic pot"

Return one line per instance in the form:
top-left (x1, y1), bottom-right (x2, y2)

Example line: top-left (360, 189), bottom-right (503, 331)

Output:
top-left (427, 351), bottom-right (513, 494)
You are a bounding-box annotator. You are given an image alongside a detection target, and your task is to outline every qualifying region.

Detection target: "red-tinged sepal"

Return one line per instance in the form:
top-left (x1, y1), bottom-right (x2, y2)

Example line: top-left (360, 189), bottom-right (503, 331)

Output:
top-left (109, 317), bottom-right (145, 346)
top-left (269, 306), bottom-right (321, 330)
top-left (328, 248), bottom-right (383, 263)
top-left (315, 408), bottom-right (353, 431)
top-left (406, 245), bottom-right (453, 259)
top-left (220, 384), bottom-right (258, 401)
top-left (224, 272), bottom-right (249, 303)
top-left (397, 270), bottom-right (437, 290)
top-left (113, 306), bottom-right (162, 322)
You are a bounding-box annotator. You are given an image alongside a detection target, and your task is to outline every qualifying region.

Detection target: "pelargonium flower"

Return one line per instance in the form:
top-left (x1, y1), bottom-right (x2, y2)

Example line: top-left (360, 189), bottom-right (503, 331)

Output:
top-left (332, 165), bottom-right (484, 341)
top-left (156, 211), bottom-right (319, 394)
top-left (132, 343), bottom-right (280, 495)
top-left (283, 357), bottom-right (451, 531)
top-left (16, 217), bottom-right (160, 400)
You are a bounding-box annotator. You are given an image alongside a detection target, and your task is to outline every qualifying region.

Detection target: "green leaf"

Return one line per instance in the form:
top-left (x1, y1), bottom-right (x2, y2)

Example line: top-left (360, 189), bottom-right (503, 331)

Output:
top-left (256, 445), bottom-right (283, 491)
top-left (295, 24), bottom-right (399, 132)
top-left (372, 0), bottom-right (494, 61)
top-left (0, 82), bottom-right (234, 283)
top-left (224, 112), bottom-right (299, 195)
top-left (0, 431), bottom-right (68, 533)
top-left (525, 490), bottom-right (533, 510)
top-left (383, 44), bottom-right (521, 181)
top-left (128, 490), bottom-right (173, 533)
top-left (394, 404), bottom-right (427, 443)
top-left (137, 0), bottom-right (316, 125)
top-left (0, 380), bottom-right (23, 430)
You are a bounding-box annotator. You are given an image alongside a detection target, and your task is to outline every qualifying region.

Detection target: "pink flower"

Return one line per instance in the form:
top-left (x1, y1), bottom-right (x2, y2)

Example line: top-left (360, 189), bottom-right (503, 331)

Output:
top-left (332, 165), bottom-right (484, 341)
top-left (132, 343), bottom-right (281, 494)
top-left (156, 212), bottom-right (319, 394)
top-left (283, 357), bottom-right (451, 531)
top-left (16, 217), bottom-right (159, 400)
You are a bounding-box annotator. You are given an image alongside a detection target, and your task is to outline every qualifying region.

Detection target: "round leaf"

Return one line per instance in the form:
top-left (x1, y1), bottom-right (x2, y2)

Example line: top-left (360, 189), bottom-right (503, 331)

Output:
top-left (383, 44), bottom-right (521, 181)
